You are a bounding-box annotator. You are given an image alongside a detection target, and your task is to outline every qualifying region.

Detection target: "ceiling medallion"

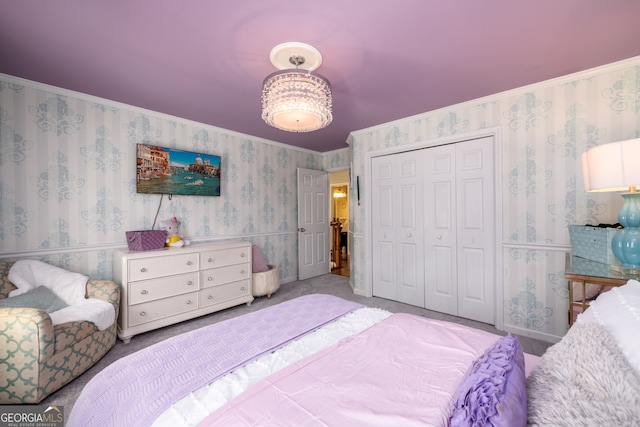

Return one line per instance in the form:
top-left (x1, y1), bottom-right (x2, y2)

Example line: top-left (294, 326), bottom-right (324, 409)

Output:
top-left (261, 42), bottom-right (333, 133)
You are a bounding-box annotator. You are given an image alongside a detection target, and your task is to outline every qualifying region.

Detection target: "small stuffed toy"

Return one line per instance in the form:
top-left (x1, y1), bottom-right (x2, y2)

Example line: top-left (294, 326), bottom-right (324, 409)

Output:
top-left (159, 217), bottom-right (191, 247)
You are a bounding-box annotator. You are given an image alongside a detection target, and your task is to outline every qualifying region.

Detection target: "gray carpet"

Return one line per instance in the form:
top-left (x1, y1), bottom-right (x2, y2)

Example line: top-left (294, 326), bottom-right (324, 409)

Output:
top-left (42, 273), bottom-right (552, 416)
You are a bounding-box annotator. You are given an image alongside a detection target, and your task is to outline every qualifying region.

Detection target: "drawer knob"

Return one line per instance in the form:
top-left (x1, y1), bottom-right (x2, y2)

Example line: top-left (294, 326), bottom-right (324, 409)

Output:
top-left (241, 253), bottom-right (246, 258)
top-left (187, 261), bottom-right (193, 266)
top-left (187, 281), bottom-right (193, 286)
top-left (141, 290), bottom-right (148, 295)
top-left (208, 258), bottom-right (214, 263)
top-left (140, 311), bottom-right (146, 317)
top-left (208, 295), bottom-right (213, 300)
top-left (241, 287), bottom-right (245, 291)
top-left (208, 277), bottom-right (213, 281)
top-left (241, 269), bottom-right (246, 275)
top-left (140, 268), bottom-right (147, 273)
top-left (186, 300), bottom-right (193, 305)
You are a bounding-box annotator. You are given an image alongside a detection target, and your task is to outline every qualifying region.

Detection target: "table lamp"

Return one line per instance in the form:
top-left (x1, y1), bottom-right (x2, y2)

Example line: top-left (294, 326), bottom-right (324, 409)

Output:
top-left (582, 138), bottom-right (640, 268)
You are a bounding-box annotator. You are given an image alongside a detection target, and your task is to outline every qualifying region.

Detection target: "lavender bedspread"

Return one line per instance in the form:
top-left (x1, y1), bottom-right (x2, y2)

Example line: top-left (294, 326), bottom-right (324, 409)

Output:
top-left (67, 294), bottom-right (363, 427)
top-left (197, 313), bottom-right (501, 427)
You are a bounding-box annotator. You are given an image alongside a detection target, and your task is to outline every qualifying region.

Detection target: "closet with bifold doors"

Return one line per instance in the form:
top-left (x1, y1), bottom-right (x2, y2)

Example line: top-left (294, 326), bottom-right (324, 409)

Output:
top-left (371, 136), bottom-right (496, 324)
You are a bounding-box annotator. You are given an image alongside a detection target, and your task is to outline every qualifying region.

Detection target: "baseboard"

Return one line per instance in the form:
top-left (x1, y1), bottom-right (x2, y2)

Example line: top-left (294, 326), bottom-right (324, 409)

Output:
top-left (280, 276), bottom-right (299, 285)
top-left (503, 324), bottom-right (563, 344)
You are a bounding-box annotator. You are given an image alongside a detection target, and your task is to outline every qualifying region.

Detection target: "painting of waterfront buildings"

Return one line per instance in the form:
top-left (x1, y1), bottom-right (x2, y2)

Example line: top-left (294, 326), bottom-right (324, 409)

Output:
top-left (136, 144), bottom-right (221, 196)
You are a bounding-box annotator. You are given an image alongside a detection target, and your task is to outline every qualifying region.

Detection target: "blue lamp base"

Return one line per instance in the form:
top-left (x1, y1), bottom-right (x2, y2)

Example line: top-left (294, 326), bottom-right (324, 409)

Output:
top-left (612, 192), bottom-right (640, 268)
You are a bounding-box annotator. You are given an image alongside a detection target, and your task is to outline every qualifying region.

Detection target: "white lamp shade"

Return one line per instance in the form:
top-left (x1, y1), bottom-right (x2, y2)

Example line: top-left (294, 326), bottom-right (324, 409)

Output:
top-left (582, 138), bottom-right (640, 192)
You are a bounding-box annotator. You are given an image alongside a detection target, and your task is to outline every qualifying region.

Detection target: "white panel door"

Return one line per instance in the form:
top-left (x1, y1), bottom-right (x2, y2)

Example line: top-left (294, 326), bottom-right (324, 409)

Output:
top-left (371, 157), bottom-right (395, 300)
top-left (372, 151), bottom-right (424, 306)
top-left (424, 137), bottom-right (495, 323)
top-left (424, 145), bottom-right (458, 315)
top-left (456, 137), bottom-right (495, 324)
top-left (297, 168), bottom-right (330, 280)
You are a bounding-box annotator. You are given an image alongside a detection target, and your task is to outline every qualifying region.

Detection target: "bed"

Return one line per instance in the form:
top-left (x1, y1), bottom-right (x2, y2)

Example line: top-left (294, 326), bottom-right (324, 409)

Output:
top-left (67, 281), bottom-right (640, 427)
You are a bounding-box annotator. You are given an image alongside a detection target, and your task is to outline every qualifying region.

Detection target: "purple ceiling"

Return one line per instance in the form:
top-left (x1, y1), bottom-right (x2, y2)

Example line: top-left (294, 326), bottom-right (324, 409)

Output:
top-left (2, 1), bottom-right (640, 152)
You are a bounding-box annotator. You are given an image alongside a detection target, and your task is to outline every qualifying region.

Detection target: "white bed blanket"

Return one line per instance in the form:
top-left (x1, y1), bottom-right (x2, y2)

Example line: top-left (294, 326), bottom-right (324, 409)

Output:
top-left (8, 260), bottom-right (114, 330)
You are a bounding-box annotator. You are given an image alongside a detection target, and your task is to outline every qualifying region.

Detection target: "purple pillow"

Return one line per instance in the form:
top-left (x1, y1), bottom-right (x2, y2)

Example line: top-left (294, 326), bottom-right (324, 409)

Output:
top-left (448, 335), bottom-right (527, 427)
top-left (251, 245), bottom-right (269, 273)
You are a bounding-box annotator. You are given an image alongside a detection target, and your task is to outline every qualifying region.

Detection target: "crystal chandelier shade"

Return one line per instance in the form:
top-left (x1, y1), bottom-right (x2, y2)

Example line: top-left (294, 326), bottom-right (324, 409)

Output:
top-left (261, 69), bottom-right (333, 132)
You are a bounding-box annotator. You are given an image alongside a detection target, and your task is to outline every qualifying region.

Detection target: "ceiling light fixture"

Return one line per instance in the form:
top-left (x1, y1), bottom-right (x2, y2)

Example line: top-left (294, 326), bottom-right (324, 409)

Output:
top-left (261, 42), bottom-right (333, 133)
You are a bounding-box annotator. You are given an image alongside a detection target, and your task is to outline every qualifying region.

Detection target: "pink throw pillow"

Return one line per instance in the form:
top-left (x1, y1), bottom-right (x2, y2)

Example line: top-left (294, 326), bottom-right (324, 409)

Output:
top-left (252, 245), bottom-right (269, 273)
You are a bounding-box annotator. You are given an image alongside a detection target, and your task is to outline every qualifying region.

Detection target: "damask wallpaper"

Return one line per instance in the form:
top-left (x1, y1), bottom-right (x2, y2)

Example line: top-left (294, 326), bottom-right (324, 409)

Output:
top-left (348, 57), bottom-right (640, 341)
top-left (2, 55), bottom-right (639, 342)
top-left (0, 75), bottom-right (349, 284)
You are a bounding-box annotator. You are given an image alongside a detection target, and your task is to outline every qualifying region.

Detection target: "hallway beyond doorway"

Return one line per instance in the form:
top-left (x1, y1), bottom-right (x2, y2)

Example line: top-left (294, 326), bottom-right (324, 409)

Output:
top-left (331, 254), bottom-right (349, 277)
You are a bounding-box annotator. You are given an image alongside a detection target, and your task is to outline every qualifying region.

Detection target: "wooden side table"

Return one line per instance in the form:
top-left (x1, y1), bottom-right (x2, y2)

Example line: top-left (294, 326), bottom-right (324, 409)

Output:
top-left (565, 253), bottom-right (637, 325)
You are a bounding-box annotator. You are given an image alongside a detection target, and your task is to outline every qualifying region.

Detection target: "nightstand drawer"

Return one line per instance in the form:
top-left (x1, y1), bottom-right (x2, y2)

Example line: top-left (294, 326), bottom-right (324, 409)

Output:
top-left (200, 247), bottom-right (250, 269)
top-left (200, 279), bottom-right (251, 308)
top-left (200, 263), bottom-right (250, 288)
top-left (128, 253), bottom-right (199, 282)
top-left (129, 272), bottom-right (199, 305)
top-left (128, 292), bottom-right (198, 326)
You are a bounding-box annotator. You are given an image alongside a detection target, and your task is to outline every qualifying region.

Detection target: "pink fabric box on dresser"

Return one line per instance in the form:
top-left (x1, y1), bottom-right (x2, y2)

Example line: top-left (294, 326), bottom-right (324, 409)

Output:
top-left (0, 261), bottom-right (120, 403)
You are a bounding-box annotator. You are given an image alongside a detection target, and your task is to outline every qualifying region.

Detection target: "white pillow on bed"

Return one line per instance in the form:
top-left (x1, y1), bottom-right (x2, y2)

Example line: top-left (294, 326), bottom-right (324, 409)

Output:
top-left (577, 279), bottom-right (640, 373)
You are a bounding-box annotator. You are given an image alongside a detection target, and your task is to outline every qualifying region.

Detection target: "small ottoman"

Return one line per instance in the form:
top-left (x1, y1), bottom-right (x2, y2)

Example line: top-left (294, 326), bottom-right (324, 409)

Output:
top-left (252, 265), bottom-right (280, 298)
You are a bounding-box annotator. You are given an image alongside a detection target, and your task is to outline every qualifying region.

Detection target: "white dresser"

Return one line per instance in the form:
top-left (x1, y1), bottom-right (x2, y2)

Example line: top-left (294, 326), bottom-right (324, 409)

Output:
top-left (113, 241), bottom-right (253, 343)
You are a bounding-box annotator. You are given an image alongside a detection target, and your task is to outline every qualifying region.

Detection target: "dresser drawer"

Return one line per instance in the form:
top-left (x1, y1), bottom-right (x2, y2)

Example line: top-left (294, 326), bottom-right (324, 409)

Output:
top-left (200, 279), bottom-right (251, 308)
top-left (115, 241), bottom-right (253, 343)
top-left (200, 246), bottom-right (250, 269)
top-left (129, 272), bottom-right (199, 305)
top-left (128, 253), bottom-right (199, 282)
top-left (128, 292), bottom-right (198, 327)
top-left (200, 263), bottom-right (250, 288)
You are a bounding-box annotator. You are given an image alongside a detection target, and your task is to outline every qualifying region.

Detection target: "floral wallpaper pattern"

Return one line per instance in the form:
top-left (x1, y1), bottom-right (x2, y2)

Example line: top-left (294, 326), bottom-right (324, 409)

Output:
top-left (2, 57), bottom-right (638, 341)
top-left (348, 58), bottom-right (640, 340)
top-left (0, 76), bottom-right (349, 284)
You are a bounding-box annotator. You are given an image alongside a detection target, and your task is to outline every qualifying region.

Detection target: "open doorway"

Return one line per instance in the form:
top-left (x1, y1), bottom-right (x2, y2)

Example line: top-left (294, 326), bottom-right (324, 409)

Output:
top-left (330, 170), bottom-right (350, 277)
